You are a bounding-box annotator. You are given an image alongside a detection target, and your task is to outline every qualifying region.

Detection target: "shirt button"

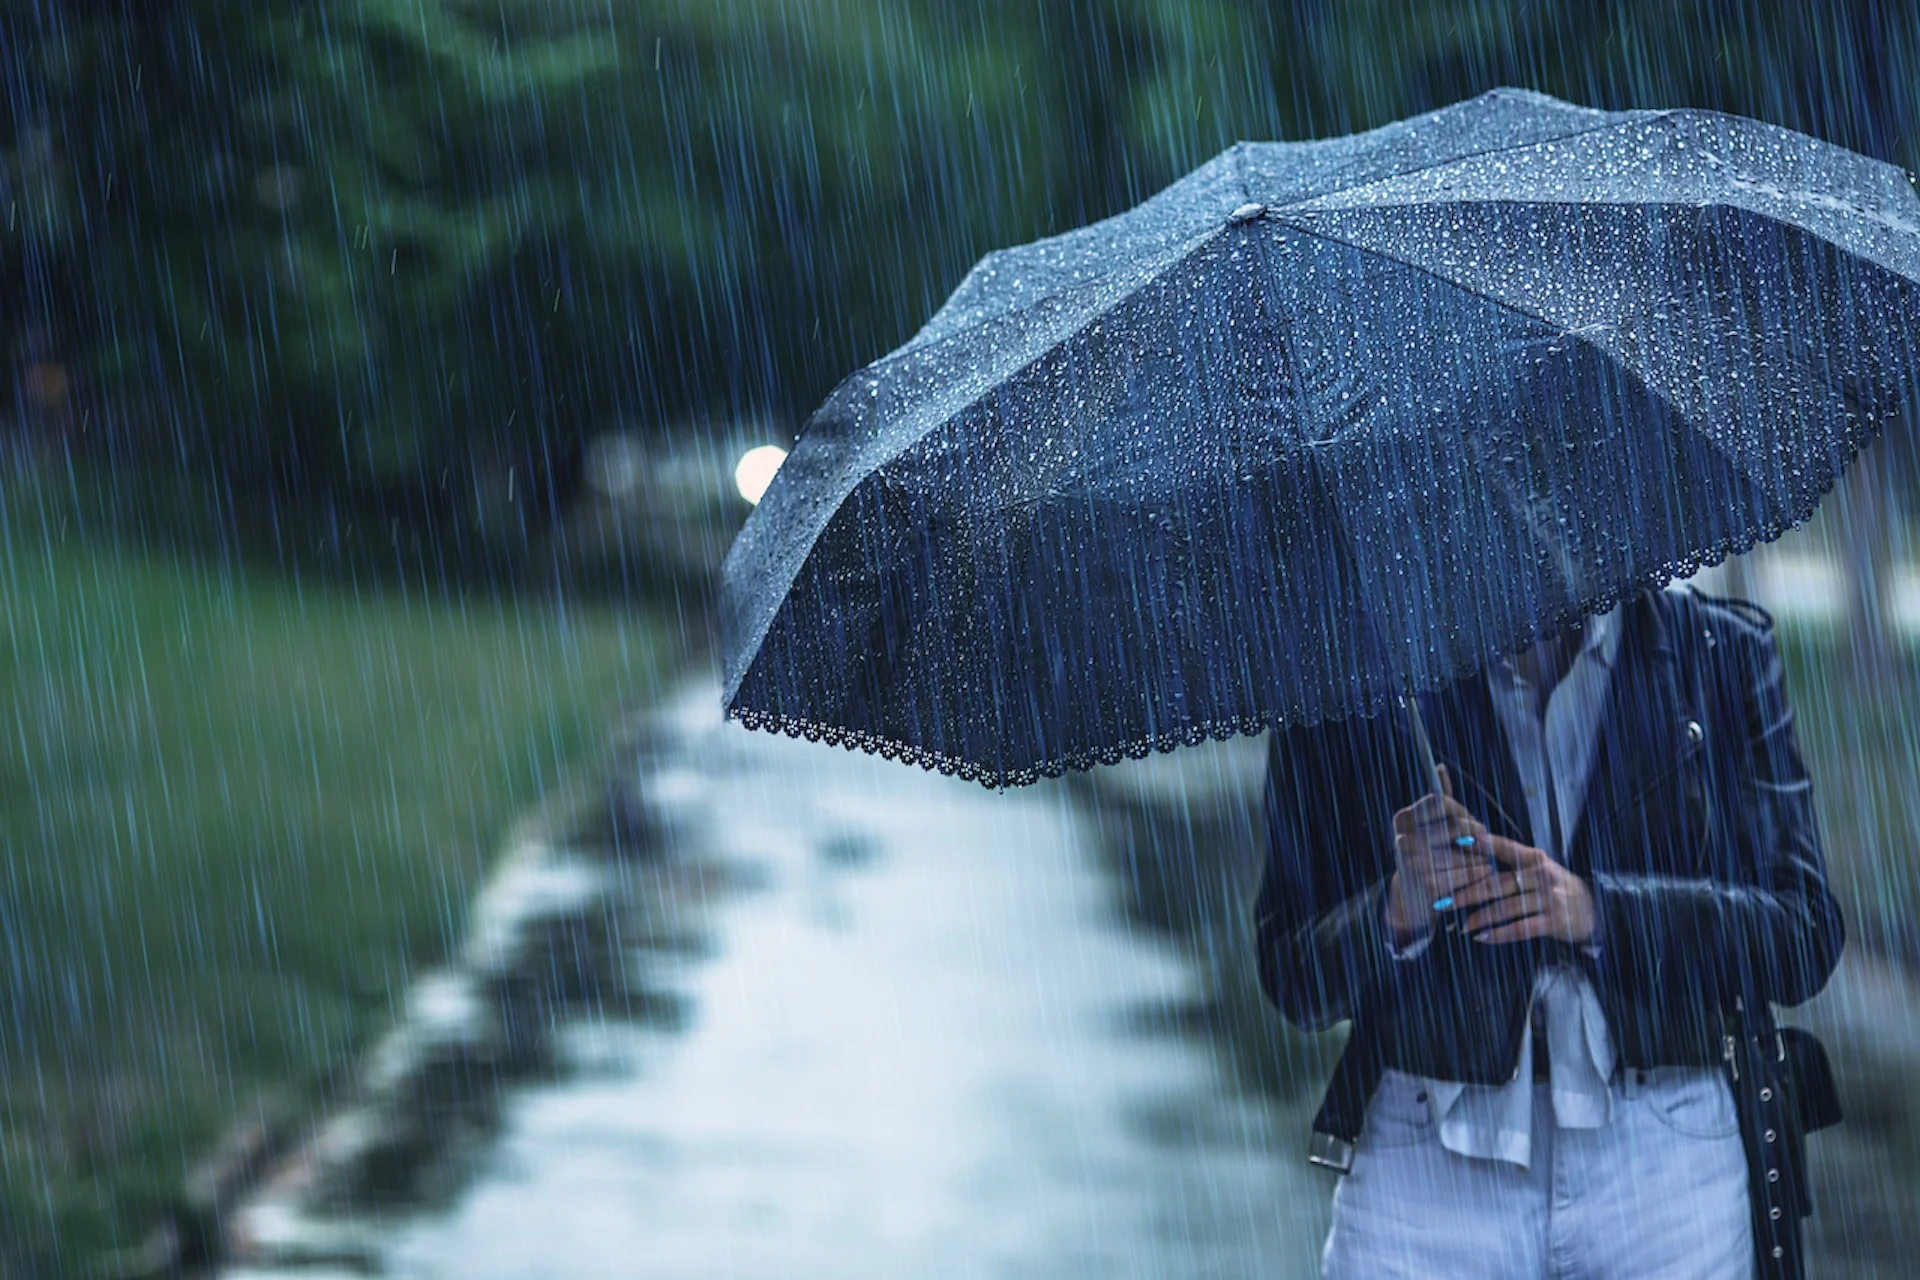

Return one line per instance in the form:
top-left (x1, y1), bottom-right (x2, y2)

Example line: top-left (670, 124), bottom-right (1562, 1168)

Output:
top-left (1760, 1087), bottom-right (1773, 1102)
top-left (1686, 719), bottom-right (1705, 744)
top-left (1768, 1169), bottom-right (1779, 1183)
top-left (1771, 1207), bottom-right (1782, 1221)
top-left (1773, 1247), bottom-right (1784, 1260)
top-left (1765, 1129), bottom-right (1776, 1143)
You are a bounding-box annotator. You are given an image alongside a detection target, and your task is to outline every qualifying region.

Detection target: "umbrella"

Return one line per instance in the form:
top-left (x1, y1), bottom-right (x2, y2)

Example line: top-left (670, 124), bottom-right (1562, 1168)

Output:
top-left (721, 87), bottom-right (1920, 789)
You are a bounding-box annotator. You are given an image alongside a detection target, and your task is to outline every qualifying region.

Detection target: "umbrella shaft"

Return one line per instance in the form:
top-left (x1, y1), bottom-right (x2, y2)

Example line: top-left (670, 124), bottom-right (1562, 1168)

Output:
top-left (1404, 697), bottom-right (1446, 799)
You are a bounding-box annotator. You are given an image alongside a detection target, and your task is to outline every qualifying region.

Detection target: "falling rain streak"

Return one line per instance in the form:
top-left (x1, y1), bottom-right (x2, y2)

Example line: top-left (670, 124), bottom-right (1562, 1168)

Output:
top-left (0, 6), bottom-right (1916, 1280)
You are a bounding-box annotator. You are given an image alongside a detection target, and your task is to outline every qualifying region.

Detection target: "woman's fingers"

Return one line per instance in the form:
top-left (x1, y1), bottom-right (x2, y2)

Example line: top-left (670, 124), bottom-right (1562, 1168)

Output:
top-left (1437, 867), bottom-right (1522, 911)
top-left (1394, 791), bottom-right (1480, 836)
top-left (1404, 846), bottom-right (1497, 886)
top-left (1471, 832), bottom-right (1547, 868)
top-left (1461, 897), bottom-right (1540, 934)
top-left (1471, 915), bottom-right (1554, 945)
top-left (1395, 812), bottom-right (1485, 855)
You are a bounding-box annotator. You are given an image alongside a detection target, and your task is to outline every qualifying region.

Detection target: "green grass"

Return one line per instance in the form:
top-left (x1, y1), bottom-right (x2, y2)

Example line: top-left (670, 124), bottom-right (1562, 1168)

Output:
top-left (0, 467), bottom-right (681, 1273)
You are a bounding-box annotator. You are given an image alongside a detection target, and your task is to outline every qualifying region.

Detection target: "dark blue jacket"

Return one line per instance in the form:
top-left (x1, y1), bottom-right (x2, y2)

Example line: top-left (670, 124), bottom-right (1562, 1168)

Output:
top-left (1254, 585), bottom-right (1843, 1082)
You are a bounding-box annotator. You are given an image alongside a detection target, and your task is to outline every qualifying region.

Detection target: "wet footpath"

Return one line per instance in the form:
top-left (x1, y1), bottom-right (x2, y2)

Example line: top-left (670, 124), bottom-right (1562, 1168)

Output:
top-left (226, 686), bottom-right (1329, 1279)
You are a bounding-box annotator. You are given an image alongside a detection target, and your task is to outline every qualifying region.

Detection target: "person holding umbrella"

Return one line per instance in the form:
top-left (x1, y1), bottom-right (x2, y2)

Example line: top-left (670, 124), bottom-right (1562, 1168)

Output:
top-left (1255, 585), bottom-right (1843, 1278)
top-left (723, 88), bottom-right (1911, 1280)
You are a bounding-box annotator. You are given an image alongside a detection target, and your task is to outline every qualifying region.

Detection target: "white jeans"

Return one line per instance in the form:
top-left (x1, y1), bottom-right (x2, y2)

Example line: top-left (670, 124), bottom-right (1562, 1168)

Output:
top-left (1321, 1068), bottom-right (1752, 1279)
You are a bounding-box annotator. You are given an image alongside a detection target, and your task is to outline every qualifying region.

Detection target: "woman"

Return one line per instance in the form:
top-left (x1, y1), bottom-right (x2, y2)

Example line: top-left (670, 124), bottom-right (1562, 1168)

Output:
top-left (1254, 585), bottom-right (1843, 1279)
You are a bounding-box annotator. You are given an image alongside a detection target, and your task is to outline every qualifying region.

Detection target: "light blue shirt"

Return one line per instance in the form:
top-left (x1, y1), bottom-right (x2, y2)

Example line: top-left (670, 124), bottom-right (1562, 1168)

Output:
top-left (1392, 605), bottom-right (1623, 1168)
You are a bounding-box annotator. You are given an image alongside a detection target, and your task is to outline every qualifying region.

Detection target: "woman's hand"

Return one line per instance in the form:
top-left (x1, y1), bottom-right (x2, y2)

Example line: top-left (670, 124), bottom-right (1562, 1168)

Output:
top-left (1384, 766), bottom-right (1499, 944)
top-left (1443, 833), bottom-right (1598, 945)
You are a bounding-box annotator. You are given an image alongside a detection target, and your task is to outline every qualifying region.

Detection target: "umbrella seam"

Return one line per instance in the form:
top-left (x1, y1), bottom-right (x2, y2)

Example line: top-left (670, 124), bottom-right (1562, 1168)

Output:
top-left (1267, 201), bottom-right (1908, 489)
top-left (1266, 207), bottom-right (1704, 436)
top-left (888, 113), bottom-right (1652, 369)
top-left (834, 227), bottom-right (1242, 492)
top-left (1271, 108), bottom-right (1918, 221)
top-left (861, 228), bottom-right (1223, 382)
top-left (889, 117), bottom-right (1647, 366)
top-left (1265, 113), bottom-right (1663, 213)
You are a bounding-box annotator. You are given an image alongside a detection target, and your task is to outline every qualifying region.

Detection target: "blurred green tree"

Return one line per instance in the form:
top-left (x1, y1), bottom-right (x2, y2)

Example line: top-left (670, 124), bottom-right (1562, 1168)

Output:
top-left (0, 0), bottom-right (1913, 556)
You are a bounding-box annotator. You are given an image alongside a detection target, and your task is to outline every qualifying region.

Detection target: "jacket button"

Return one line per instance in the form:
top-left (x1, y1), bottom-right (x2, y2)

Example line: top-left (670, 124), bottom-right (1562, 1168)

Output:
top-left (1686, 719), bottom-right (1704, 744)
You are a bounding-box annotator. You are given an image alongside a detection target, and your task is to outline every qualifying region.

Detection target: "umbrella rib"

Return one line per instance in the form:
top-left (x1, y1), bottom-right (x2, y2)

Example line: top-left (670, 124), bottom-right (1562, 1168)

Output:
top-left (1269, 212), bottom-right (1868, 585)
top-left (862, 228), bottom-right (1221, 378)
top-left (849, 228), bottom-right (1231, 450)
top-left (889, 116), bottom-right (1651, 365)
top-left (1268, 212), bottom-right (1704, 432)
top-left (1274, 199), bottom-right (1907, 493)
top-left (1267, 113), bottom-right (1658, 212)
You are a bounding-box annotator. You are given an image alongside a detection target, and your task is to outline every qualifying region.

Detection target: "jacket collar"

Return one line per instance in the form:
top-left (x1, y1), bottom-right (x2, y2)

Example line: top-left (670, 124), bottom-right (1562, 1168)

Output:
top-left (1569, 588), bottom-right (1681, 868)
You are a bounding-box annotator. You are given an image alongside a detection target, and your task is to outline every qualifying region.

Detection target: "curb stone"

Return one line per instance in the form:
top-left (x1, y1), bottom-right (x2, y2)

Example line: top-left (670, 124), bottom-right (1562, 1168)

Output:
top-left (216, 715), bottom-right (741, 1274)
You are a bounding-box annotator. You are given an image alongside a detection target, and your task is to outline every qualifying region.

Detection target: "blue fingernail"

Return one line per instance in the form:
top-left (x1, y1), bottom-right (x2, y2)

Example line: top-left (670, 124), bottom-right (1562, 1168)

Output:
top-left (1431, 896), bottom-right (1454, 911)
top-left (1454, 836), bottom-right (1476, 849)
top-left (1473, 932), bottom-right (1490, 943)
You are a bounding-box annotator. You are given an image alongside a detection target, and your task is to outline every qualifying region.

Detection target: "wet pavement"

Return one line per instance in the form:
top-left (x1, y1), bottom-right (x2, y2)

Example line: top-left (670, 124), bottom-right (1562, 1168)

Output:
top-left (223, 554), bottom-right (1920, 1279)
top-left (360, 688), bottom-right (1327, 1279)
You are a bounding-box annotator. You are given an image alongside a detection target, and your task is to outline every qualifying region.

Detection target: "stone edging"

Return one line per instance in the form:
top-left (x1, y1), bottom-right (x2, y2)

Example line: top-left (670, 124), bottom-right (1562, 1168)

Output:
top-left (201, 717), bottom-right (743, 1274)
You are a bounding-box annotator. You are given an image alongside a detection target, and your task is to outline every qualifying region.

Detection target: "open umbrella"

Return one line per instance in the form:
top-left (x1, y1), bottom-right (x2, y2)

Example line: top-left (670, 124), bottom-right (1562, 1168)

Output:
top-left (721, 88), bottom-right (1920, 789)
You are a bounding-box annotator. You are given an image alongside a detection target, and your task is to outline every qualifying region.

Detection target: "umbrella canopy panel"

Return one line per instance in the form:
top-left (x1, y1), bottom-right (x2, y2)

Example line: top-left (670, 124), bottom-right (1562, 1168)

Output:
top-left (723, 89), bottom-right (1920, 787)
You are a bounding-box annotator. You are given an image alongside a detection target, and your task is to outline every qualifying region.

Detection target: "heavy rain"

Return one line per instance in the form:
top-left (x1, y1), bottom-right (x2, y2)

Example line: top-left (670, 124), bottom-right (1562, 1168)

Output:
top-left (2, 5), bottom-right (1917, 1279)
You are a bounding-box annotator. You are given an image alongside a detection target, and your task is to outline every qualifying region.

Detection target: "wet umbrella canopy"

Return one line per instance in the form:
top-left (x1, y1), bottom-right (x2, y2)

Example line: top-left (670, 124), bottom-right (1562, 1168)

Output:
top-left (721, 87), bottom-right (1920, 789)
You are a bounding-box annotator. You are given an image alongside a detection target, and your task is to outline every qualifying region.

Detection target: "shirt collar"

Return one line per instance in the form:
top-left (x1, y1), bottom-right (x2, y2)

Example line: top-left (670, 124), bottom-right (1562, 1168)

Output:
top-left (1582, 603), bottom-right (1624, 671)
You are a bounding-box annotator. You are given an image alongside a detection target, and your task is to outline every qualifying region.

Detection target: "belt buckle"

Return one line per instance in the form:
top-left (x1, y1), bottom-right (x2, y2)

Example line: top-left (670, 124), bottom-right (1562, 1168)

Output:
top-left (1308, 1131), bottom-right (1355, 1174)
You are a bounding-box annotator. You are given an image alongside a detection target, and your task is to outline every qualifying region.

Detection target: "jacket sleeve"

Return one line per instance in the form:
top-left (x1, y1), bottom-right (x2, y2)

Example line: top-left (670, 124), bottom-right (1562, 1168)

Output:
top-left (1587, 619), bottom-right (1844, 1009)
top-left (1253, 712), bottom-right (1426, 1031)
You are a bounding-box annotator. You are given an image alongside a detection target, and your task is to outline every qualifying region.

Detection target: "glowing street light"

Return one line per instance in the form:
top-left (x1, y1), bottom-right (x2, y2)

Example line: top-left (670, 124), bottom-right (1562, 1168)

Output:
top-left (734, 445), bottom-right (788, 505)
